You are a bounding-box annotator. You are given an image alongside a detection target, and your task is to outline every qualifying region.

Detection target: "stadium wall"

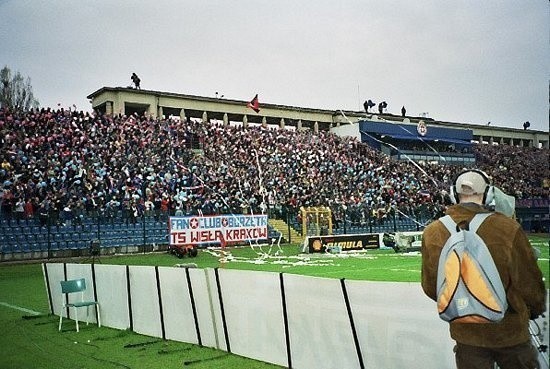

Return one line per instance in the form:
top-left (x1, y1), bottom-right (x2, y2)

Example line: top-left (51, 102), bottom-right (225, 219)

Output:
top-left (88, 87), bottom-right (549, 148)
top-left (44, 263), bottom-right (549, 369)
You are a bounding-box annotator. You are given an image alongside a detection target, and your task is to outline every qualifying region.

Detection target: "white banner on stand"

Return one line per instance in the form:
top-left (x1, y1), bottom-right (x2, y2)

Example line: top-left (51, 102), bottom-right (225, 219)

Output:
top-left (128, 265), bottom-right (162, 338)
top-left (283, 274), bottom-right (361, 369)
top-left (184, 268), bottom-right (225, 349)
top-left (44, 263), bottom-right (65, 317)
top-left (157, 267), bottom-right (199, 344)
top-left (94, 264), bottom-right (130, 330)
top-left (345, 280), bottom-right (455, 369)
top-left (217, 269), bottom-right (288, 367)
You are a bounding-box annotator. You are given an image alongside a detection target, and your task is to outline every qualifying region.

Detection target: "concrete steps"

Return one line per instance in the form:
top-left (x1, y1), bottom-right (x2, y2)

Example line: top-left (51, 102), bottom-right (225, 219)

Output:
top-left (268, 219), bottom-right (304, 244)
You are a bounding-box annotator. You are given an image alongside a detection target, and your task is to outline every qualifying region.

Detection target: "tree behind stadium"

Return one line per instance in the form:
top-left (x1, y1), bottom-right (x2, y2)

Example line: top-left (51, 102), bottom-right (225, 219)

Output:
top-left (0, 65), bottom-right (39, 111)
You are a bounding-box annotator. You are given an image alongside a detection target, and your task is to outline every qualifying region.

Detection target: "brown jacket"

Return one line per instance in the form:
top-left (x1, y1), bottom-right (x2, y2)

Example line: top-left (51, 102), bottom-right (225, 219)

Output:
top-left (421, 203), bottom-right (546, 348)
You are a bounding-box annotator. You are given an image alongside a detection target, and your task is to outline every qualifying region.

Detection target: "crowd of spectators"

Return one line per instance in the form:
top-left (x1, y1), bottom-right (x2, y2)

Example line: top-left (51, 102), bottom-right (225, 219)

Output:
top-left (472, 144), bottom-right (548, 199)
top-left (0, 106), bottom-right (548, 229)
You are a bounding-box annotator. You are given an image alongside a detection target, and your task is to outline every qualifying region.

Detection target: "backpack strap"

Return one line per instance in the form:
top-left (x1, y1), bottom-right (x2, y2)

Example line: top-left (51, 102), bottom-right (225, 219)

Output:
top-left (438, 215), bottom-right (457, 234)
top-left (439, 212), bottom-right (493, 234)
top-left (468, 212), bottom-right (493, 233)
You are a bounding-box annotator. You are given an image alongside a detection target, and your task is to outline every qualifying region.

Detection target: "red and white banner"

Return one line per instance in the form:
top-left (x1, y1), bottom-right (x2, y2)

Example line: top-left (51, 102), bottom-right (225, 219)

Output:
top-left (169, 215), bottom-right (268, 246)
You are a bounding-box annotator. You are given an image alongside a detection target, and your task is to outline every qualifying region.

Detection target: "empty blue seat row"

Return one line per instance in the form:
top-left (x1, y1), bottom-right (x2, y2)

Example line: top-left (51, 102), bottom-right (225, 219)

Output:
top-left (0, 238), bottom-right (97, 254)
top-left (93, 234), bottom-right (167, 248)
top-left (0, 219), bottom-right (169, 254)
top-left (0, 218), bottom-right (41, 227)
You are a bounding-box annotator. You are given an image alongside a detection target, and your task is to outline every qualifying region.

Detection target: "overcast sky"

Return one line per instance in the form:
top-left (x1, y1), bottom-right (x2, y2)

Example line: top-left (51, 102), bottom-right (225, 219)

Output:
top-left (1, 0), bottom-right (548, 131)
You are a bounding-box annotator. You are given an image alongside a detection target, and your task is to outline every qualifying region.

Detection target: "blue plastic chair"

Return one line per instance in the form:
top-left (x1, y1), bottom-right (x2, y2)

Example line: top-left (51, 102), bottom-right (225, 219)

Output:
top-left (58, 278), bottom-right (101, 332)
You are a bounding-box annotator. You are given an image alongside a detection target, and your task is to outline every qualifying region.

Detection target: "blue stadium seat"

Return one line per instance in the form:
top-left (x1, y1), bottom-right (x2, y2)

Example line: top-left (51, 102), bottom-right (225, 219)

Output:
top-left (102, 223), bottom-right (115, 231)
top-left (77, 240), bottom-right (89, 249)
top-left (54, 233), bottom-right (64, 243)
top-left (80, 233), bottom-right (93, 244)
top-left (0, 242), bottom-right (12, 254)
top-left (16, 219), bottom-right (29, 227)
top-left (154, 234), bottom-right (167, 244)
top-left (66, 240), bottom-right (77, 250)
top-left (102, 238), bottom-right (116, 248)
top-left (57, 240), bottom-right (68, 250)
top-left (120, 238), bottom-right (131, 247)
top-left (27, 234), bottom-right (38, 243)
top-left (37, 226), bottom-right (50, 235)
top-left (64, 231), bottom-right (73, 240)
top-left (20, 242), bottom-right (32, 252)
top-left (11, 243), bottom-right (23, 253)
top-left (117, 221), bottom-right (127, 228)
top-left (4, 225), bottom-right (19, 236)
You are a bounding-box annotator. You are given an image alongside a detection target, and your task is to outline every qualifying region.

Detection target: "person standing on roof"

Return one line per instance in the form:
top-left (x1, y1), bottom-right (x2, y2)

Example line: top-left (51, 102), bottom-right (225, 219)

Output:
top-left (131, 73), bottom-right (141, 89)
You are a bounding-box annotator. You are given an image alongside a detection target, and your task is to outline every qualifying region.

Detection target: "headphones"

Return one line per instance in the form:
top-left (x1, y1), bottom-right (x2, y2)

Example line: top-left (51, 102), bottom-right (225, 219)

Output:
top-left (449, 169), bottom-right (494, 205)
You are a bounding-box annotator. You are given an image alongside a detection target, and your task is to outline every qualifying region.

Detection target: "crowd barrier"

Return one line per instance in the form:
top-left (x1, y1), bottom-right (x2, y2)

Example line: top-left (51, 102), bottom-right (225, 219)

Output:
top-left (43, 262), bottom-right (550, 369)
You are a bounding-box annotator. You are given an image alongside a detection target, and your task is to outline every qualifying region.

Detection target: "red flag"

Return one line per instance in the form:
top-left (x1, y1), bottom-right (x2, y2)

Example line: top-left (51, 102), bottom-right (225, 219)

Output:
top-left (247, 94), bottom-right (260, 113)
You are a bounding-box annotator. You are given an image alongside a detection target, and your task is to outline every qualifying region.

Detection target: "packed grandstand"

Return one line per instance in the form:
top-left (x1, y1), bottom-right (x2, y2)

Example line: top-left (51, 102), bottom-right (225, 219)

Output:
top-left (0, 106), bottom-right (548, 250)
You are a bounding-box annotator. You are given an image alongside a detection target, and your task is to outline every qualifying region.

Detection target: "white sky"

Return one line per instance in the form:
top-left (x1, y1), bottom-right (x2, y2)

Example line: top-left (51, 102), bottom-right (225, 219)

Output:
top-left (1, 0), bottom-right (548, 131)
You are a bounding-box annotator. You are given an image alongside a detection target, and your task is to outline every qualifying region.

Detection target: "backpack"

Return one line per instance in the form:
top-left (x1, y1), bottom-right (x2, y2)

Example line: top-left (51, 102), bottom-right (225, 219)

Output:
top-left (436, 212), bottom-right (508, 323)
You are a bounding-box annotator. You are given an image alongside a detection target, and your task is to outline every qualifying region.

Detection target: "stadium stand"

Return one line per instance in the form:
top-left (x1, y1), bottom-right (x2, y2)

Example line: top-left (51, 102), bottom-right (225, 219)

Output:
top-left (0, 106), bottom-right (548, 258)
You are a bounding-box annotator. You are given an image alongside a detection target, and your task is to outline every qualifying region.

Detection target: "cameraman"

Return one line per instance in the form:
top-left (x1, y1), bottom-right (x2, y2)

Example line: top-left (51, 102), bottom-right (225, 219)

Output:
top-left (421, 170), bottom-right (546, 369)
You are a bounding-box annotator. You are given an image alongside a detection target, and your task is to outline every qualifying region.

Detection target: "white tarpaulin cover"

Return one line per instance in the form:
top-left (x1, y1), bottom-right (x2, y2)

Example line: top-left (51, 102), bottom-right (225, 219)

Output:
top-left (44, 263), bottom-right (548, 369)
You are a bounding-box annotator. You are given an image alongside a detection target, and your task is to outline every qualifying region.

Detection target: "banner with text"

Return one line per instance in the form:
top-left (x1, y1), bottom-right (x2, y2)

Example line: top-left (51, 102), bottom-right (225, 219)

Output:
top-left (169, 215), bottom-right (268, 246)
top-left (305, 233), bottom-right (381, 253)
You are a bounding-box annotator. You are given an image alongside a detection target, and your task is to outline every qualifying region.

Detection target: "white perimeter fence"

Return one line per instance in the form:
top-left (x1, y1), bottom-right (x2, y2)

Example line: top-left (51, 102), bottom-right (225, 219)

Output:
top-left (43, 263), bottom-right (549, 369)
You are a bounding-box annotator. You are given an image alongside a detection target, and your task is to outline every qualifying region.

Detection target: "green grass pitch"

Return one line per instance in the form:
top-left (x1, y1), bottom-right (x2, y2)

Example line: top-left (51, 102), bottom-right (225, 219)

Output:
top-left (0, 235), bottom-right (547, 368)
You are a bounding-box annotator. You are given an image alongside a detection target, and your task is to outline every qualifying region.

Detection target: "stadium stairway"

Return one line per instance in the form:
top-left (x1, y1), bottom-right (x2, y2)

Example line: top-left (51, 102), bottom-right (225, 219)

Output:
top-left (268, 219), bottom-right (304, 244)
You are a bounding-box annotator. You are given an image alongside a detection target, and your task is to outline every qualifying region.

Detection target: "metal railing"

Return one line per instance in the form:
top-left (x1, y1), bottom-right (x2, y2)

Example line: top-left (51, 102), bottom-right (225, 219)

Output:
top-left (0, 205), bottom-right (546, 262)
